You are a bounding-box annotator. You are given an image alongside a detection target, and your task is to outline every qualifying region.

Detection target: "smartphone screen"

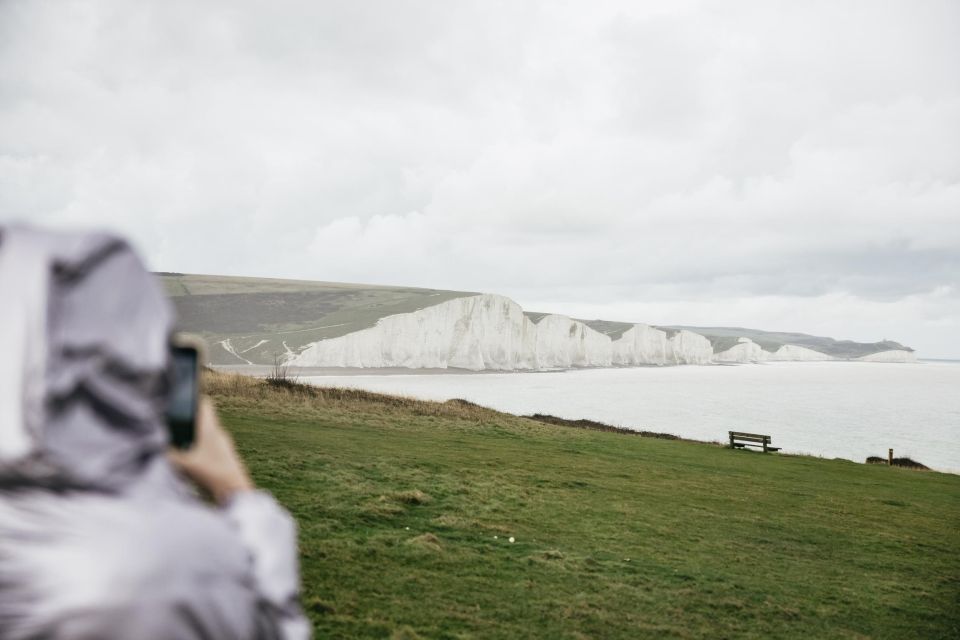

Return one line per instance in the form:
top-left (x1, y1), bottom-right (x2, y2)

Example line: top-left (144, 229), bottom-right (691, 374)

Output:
top-left (167, 344), bottom-right (199, 449)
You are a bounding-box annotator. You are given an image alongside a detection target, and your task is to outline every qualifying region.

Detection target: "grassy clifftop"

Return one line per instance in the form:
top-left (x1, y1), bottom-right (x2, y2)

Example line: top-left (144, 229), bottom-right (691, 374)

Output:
top-left (159, 273), bottom-right (474, 364)
top-left (208, 372), bottom-right (959, 639)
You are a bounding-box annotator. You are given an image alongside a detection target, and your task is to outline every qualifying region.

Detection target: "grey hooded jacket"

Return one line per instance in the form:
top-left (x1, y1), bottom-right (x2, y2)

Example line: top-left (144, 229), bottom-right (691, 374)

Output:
top-left (0, 226), bottom-right (310, 639)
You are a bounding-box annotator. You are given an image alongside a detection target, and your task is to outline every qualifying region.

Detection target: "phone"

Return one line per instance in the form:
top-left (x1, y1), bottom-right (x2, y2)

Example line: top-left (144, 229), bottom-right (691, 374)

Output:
top-left (166, 335), bottom-right (204, 449)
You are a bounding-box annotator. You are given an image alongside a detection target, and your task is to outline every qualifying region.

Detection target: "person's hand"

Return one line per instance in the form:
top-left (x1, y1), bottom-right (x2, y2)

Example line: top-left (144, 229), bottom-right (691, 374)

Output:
top-left (168, 396), bottom-right (254, 504)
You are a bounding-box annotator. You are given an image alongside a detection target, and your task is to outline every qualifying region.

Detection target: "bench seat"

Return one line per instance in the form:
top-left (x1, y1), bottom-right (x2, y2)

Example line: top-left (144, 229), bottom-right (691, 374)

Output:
top-left (729, 431), bottom-right (780, 453)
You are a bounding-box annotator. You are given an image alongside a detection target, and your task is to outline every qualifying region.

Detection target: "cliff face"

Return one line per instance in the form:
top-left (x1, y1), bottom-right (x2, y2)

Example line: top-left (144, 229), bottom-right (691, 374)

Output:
top-left (285, 293), bottom-right (912, 370)
top-left (665, 330), bottom-right (714, 364)
top-left (288, 294), bottom-right (716, 370)
top-left (769, 345), bottom-right (835, 361)
top-left (714, 340), bottom-right (845, 363)
top-left (533, 314), bottom-right (612, 368)
top-left (713, 338), bottom-right (769, 363)
top-left (857, 350), bottom-right (917, 363)
top-left (606, 325), bottom-right (713, 366)
top-left (611, 324), bottom-right (668, 365)
top-left (291, 294), bottom-right (537, 370)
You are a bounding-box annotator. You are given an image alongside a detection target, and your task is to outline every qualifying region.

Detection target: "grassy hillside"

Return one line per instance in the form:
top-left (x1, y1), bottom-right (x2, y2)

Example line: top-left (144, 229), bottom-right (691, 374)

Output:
top-left (158, 273), bottom-right (475, 364)
top-left (208, 372), bottom-right (959, 639)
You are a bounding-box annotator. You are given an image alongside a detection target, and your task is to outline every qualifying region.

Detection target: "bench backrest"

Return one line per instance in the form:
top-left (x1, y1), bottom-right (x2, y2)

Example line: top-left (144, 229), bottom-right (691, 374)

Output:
top-left (729, 431), bottom-right (771, 443)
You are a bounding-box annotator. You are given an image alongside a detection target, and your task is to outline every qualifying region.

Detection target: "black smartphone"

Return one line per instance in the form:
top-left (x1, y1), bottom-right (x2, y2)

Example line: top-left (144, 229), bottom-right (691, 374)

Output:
top-left (166, 336), bottom-right (203, 449)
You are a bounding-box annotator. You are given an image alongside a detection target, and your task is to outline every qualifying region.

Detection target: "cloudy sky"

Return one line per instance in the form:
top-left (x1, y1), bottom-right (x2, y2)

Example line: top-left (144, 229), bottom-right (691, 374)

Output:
top-left (2, 1), bottom-right (958, 357)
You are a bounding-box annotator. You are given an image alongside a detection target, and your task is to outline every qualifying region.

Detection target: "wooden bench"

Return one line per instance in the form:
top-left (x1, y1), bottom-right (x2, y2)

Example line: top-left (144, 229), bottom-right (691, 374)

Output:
top-left (728, 431), bottom-right (781, 453)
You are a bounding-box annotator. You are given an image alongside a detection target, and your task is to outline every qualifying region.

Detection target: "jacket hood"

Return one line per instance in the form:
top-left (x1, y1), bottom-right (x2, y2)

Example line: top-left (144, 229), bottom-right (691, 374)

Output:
top-left (0, 225), bottom-right (176, 491)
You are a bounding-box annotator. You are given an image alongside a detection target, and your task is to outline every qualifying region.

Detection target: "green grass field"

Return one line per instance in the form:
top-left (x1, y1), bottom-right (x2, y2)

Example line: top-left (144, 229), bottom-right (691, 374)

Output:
top-left (208, 373), bottom-right (960, 639)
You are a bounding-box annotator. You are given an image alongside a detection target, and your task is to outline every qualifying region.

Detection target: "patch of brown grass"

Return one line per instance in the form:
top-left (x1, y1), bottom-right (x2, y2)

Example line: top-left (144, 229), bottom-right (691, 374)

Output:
top-left (390, 626), bottom-right (424, 640)
top-left (203, 369), bottom-right (503, 423)
top-left (406, 533), bottom-right (442, 552)
top-left (866, 455), bottom-right (930, 470)
top-left (431, 514), bottom-right (513, 534)
top-left (525, 413), bottom-right (684, 440)
top-left (359, 496), bottom-right (406, 520)
top-left (391, 489), bottom-right (432, 505)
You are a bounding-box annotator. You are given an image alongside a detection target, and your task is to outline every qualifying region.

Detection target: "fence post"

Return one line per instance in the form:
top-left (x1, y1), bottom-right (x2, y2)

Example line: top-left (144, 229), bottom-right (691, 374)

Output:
top-left (888, 448), bottom-right (894, 466)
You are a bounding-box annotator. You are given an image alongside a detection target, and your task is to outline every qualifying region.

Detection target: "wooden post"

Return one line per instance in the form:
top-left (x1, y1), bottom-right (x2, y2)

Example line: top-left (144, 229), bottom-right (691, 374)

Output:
top-left (729, 432), bottom-right (734, 448)
top-left (763, 436), bottom-right (769, 453)
top-left (888, 448), bottom-right (894, 465)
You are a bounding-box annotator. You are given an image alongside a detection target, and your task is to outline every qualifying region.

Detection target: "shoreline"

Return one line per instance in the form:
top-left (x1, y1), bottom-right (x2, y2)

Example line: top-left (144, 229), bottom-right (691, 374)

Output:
top-left (212, 359), bottom-right (941, 378)
top-left (223, 362), bottom-right (957, 474)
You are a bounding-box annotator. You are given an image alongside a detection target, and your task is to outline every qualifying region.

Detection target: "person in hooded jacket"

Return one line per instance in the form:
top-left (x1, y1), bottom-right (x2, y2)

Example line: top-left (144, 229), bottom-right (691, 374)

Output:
top-left (0, 226), bottom-right (310, 639)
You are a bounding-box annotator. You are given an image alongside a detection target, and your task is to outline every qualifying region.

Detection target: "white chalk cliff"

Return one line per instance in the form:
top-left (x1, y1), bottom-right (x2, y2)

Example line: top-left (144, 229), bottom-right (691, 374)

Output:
top-left (290, 294), bottom-right (536, 370)
top-left (662, 330), bottom-right (714, 365)
top-left (608, 325), bottom-right (713, 366)
top-left (288, 294), bottom-right (712, 370)
top-left (531, 314), bottom-right (611, 368)
top-left (857, 350), bottom-right (917, 363)
top-left (768, 345), bottom-right (836, 361)
top-left (285, 293), bottom-right (909, 370)
top-left (611, 324), bottom-right (668, 365)
top-left (713, 338), bottom-right (769, 363)
top-left (715, 339), bottom-right (854, 363)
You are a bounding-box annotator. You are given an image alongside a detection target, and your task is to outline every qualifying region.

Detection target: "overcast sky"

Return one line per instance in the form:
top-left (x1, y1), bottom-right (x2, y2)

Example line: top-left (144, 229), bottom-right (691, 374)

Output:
top-left (2, 1), bottom-right (958, 357)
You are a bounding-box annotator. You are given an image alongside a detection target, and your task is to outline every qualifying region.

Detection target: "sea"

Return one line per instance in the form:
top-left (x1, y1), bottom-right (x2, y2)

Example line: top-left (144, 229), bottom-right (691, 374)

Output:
top-left (301, 360), bottom-right (960, 474)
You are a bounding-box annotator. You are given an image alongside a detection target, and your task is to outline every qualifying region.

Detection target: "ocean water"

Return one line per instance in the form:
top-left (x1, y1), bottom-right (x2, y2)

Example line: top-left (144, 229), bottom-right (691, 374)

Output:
top-left (302, 361), bottom-right (960, 474)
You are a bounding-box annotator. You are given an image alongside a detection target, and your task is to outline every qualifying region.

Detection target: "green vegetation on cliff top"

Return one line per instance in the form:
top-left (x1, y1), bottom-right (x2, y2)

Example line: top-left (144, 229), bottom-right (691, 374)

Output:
top-left (209, 372), bottom-right (959, 639)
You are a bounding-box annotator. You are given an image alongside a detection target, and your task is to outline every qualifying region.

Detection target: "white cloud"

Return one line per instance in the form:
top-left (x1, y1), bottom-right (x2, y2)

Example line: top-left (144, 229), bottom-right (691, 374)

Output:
top-left (1, 0), bottom-right (958, 356)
